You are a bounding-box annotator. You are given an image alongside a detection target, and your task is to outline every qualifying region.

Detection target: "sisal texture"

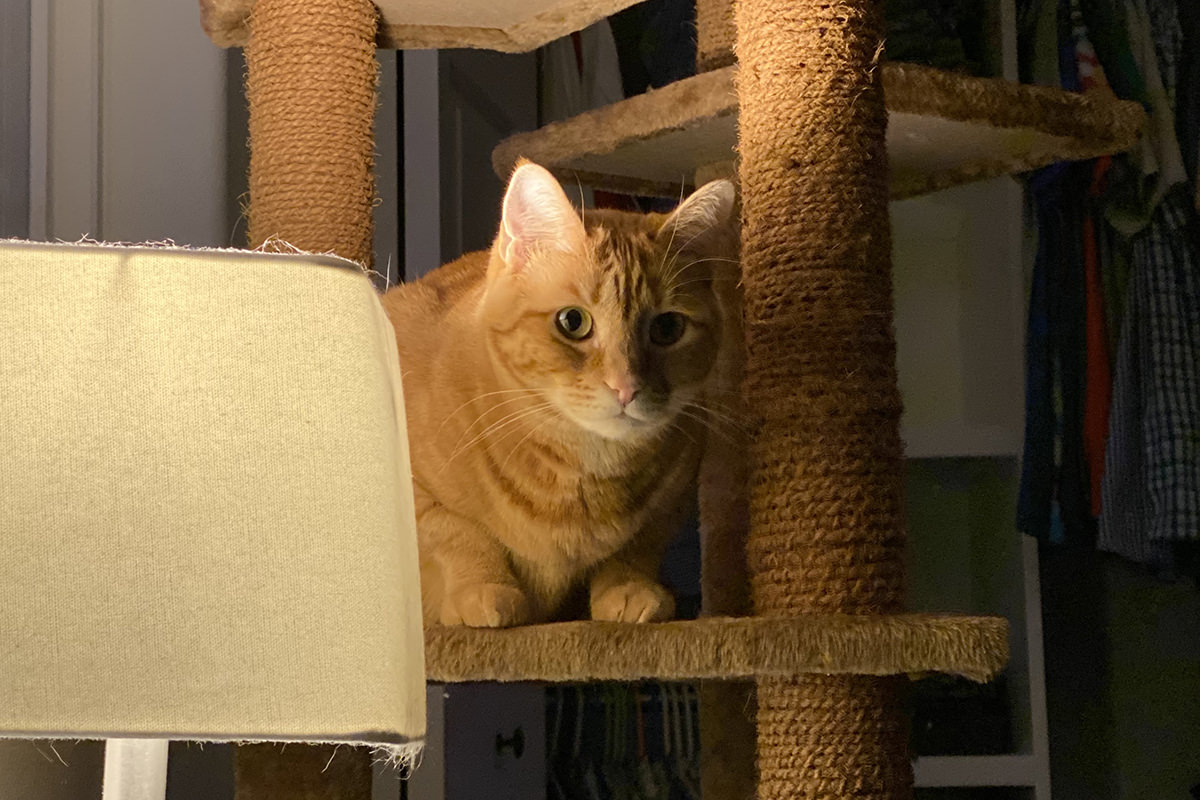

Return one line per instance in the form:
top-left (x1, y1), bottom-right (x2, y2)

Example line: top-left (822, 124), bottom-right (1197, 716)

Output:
top-left (735, 0), bottom-right (912, 794)
top-left (245, 0), bottom-right (378, 268)
top-left (756, 675), bottom-right (912, 799)
top-left (735, 0), bottom-right (904, 618)
top-left (423, 614), bottom-right (1009, 683)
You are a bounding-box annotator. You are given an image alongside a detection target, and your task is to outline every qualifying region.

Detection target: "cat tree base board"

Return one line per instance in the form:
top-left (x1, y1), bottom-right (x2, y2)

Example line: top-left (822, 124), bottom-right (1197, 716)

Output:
top-left (424, 613), bottom-right (1008, 683)
top-left (200, 0), bottom-right (643, 51)
top-left (492, 62), bottom-right (1145, 199)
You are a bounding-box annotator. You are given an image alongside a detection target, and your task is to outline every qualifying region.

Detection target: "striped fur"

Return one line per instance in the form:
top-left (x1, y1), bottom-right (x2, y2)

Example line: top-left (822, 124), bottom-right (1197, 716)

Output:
top-left (383, 164), bottom-right (738, 627)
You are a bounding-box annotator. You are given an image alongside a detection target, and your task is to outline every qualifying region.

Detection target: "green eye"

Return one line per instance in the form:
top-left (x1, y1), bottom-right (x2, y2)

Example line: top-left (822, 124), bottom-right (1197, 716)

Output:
top-left (649, 312), bottom-right (687, 346)
top-left (555, 306), bottom-right (593, 340)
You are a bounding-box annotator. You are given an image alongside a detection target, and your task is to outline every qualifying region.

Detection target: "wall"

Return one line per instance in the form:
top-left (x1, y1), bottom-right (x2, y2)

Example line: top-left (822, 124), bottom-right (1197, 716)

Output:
top-left (0, 0), bottom-right (31, 238)
top-left (26, 0), bottom-right (227, 247)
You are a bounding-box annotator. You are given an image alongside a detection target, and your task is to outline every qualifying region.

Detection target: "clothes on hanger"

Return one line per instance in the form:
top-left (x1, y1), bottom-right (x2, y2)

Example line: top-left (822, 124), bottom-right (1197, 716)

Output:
top-left (1019, 0), bottom-right (1200, 576)
top-left (1095, 0), bottom-right (1200, 573)
top-left (1099, 186), bottom-right (1200, 571)
top-left (1017, 2), bottom-right (1108, 546)
top-left (540, 20), bottom-right (625, 126)
top-left (546, 683), bottom-right (700, 800)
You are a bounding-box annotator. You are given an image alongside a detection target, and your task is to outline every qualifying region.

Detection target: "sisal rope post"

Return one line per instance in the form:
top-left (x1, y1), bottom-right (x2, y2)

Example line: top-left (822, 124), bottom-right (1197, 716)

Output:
top-left (734, 0), bottom-right (913, 795)
top-left (244, 0), bottom-right (379, 268)
top-left (236, 0), bottom-right (378, 797)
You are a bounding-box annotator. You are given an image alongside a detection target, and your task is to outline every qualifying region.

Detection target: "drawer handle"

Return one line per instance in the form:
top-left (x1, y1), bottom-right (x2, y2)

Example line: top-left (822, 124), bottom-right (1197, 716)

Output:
top-left (495, 727), bottom-right (525, 759)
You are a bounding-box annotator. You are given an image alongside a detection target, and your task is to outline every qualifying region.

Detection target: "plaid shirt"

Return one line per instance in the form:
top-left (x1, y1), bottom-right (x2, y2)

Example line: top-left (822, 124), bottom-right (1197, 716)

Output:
top-left (1099, 187), bottom-right (1200, 566)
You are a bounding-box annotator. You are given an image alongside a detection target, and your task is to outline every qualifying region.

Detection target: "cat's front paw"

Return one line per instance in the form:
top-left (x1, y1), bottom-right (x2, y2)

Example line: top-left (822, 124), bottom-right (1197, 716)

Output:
top-left (442, 582), bottom-right (531, 628)
top-left (590, 579), bottom-right (675, 623)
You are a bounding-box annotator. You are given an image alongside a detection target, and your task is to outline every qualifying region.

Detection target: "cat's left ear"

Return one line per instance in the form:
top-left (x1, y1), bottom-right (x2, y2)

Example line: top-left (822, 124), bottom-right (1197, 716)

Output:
top-left (496, 161), bottom-right (586, 274)
top-left (657, 179), bottom-right (738, 254)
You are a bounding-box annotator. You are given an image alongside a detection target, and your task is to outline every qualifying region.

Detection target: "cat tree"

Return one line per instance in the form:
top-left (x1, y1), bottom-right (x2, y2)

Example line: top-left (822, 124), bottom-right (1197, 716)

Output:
top-left (199, 0), bottom-right (1142, 797)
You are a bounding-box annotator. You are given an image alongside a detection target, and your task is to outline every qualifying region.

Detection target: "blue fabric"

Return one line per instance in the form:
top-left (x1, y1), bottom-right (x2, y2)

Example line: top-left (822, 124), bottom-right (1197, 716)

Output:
top-left (1018, 164), bottom-right (1095, 546)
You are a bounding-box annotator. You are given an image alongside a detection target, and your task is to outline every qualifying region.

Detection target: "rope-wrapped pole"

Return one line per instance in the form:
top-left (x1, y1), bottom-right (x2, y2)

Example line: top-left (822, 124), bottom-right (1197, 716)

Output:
top-left (735, 0), bottom-right (912, 794)
top-left (244, 0), bottom-right (379, 268)
top-left (236, 0), bottom-right (378, 797)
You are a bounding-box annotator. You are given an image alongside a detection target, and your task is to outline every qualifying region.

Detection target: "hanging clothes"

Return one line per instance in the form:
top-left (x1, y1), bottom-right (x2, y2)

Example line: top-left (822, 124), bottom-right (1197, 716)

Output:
top-left (1083, 158), bottom-right (1115, 518)
top-left (1085, 0), bottom-right (1200, 572)
top-left (1098, 0), bottom-right (1188, 237)
top-left (1018, 162), bottom-right (1095, 546)
top-left (540, 20), bottom-right (625, 126)
top-left (1099, 187), bottom-right (1200, 569)
top-left (1018, 0), bottom-right (1109, 545)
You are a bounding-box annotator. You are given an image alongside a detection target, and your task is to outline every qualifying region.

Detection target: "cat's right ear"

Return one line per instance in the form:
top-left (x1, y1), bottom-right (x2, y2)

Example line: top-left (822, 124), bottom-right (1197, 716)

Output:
top-left (496, 162), bottom-right (586, 274)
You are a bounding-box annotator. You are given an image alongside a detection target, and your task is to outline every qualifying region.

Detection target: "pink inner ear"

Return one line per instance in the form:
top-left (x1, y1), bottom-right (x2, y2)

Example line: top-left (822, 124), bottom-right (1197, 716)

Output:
top-left (498, 163), bottom-right (584, 272)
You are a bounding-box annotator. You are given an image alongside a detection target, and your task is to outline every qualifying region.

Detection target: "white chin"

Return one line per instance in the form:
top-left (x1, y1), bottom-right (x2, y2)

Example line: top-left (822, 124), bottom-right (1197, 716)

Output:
top-left (579, 413), bottom-right (660, 441)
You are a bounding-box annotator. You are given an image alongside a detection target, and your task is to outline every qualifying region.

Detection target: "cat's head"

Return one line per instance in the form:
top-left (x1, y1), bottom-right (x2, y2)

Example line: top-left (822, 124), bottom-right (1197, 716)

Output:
top-left (481, 161), bottom-right (738, 442)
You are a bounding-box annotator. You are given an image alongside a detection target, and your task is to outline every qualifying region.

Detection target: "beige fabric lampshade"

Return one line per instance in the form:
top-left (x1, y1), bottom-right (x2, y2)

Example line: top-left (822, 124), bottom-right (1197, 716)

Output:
top-left (0, 240), bottom-right (424, 760)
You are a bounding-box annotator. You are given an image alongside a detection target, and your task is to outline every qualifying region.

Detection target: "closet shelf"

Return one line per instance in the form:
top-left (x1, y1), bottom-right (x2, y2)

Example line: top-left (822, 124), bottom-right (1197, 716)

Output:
top-left (492, 62), bottom-right (1146, 199)
top-left (425, 613), bottom-right (1009, 684)
top-left (200, 0), bottom-right (641, 51)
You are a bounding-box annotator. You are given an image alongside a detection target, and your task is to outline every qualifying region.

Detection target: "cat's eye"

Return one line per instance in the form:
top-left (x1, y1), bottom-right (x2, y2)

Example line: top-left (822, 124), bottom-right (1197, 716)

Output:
top-left (649, 312), bottom-right (687, 346)
top-left (555, 306), bottom-right (594, 340)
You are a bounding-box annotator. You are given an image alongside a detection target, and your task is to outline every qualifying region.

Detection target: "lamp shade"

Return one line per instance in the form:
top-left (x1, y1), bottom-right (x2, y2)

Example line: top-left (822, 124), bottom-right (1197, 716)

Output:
top-left (0, 241), bottom-right (424, 761)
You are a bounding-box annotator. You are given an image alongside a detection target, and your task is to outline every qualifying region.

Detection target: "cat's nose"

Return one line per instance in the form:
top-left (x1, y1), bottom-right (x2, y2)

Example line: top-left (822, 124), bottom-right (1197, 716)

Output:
top-left (605, 376), bottom-right (638, 407)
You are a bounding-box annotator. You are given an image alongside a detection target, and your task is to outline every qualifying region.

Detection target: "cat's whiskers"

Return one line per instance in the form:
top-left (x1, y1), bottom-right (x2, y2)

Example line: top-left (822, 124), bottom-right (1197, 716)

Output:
top-left (498, 412), bottom-right (555, 474)
top-left (668, 275), bottom-right (740, 293)
top-left (665, 419), bottom-right (700, 447)
top-left (654, 182), bottom-right (690, 278)
top-left (441, 401), bottom-right (557, 471)
top-left (675, 407), bottom-right (738, 445)
top-left (444, 397), bottom-right (544, 463)
top-left (437, 388), bottom-right (541, 437)
top-left (687, 397), bottom-right (751, 429)
top-left (448, 400), bottom-right (552, 461)
top-left (662, 255), bottom-right (739, 291)
top-left (661, 224), bottom-right (730, 285)
top-left (479, 402), bottom-right (562, 468)
top-left (575, 175), bottom-right (587, 229)
top-left (679, 400), bottom-right (752, 442)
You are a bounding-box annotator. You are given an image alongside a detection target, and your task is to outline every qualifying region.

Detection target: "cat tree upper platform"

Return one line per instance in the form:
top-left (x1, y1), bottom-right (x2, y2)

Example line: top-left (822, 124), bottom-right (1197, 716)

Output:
top-left (492, 62), bottom-right (1147, 199)
top-left (200, 0), bottom-right (641, 51)
top-left (424, 613), bottom-right (1008, 683)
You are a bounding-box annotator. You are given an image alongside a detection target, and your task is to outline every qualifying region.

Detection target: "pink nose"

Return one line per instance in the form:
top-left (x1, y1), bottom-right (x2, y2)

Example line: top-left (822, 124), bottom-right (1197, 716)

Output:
top-left (605, 376), bottom-right (637, 407)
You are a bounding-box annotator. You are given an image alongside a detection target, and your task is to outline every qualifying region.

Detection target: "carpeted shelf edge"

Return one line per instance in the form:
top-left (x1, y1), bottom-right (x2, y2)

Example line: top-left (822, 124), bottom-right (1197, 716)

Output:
top-left (491, 62), bottom-right (1146, 198)
top-left (492, 67), bottom-right (737, 183)
top-left (882, 62), bottom-right (1144, 147)
top-left (424, 613), bottom-right (1009, 684)
top-left (489, 65), bottom-right (734, 184)
top-left (200, 0), bottom-right (643, 51)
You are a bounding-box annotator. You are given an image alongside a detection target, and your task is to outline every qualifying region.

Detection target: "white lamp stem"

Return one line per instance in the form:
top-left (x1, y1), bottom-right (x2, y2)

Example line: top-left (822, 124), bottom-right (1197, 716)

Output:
top-left (102, 739), bottom-right (169, 800)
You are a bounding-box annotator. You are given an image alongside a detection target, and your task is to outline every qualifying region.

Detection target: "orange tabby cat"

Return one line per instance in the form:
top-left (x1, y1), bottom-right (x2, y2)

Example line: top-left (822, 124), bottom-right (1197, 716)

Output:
top-left (382, 162), bottom-right (738, 627)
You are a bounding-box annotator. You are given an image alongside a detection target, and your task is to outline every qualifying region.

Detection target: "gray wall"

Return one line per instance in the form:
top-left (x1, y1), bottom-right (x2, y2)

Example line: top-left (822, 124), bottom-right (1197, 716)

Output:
top-left (0, 0), bottom-right (30, 238)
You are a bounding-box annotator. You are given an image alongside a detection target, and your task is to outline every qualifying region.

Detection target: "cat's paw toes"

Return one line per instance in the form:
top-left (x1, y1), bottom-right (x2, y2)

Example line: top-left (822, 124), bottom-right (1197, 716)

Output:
top-left (590, 580), bottom-right (675, 623)
top-left (442, 583), bottom-right (531, 628)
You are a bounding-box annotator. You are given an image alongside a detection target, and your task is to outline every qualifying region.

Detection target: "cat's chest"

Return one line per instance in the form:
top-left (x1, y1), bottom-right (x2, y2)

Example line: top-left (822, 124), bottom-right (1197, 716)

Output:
top-left (502, 478), bottom-right (644, 575)
top-left (483, 438), bottom-right (693, 563)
